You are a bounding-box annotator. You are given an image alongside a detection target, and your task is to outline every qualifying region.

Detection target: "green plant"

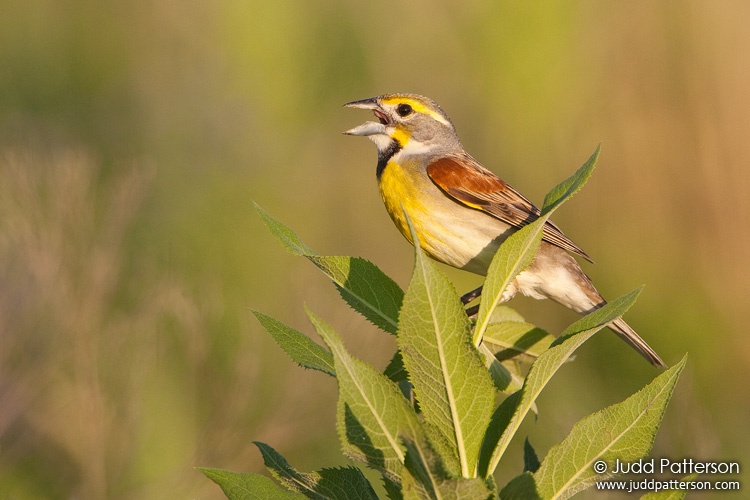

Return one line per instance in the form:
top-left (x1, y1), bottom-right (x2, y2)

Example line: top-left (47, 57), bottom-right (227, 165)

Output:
top-left (200, 147), bottom-right (685, 499)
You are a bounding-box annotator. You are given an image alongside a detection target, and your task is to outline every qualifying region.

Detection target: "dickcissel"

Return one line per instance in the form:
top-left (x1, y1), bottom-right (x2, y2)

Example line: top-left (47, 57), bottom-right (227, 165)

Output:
top-left (344, 93), bottom-right (665, 368)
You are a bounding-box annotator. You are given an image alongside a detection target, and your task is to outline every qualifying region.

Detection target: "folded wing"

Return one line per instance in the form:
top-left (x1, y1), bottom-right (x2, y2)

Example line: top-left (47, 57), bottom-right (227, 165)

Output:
top-left (427, 154), bottom-right (593, 263)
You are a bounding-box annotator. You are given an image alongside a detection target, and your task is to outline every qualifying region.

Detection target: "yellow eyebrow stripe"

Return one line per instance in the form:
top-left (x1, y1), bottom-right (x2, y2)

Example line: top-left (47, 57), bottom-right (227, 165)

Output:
top-left (381, 97), bottom-right (451, 127)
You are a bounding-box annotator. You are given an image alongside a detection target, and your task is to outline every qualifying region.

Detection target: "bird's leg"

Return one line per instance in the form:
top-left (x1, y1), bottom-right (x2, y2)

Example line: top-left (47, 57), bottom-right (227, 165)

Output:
top-left (460, 285), bottom-right (483, 305)
top-left (461, 285), bottom-right (483, 321)
top-left (465, 304), bottom-right (480, 320)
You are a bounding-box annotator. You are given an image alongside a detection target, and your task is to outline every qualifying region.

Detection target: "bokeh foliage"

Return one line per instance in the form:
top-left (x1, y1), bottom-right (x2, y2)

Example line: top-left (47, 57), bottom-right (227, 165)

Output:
top-left (1, 1), bottom-right (748, 498)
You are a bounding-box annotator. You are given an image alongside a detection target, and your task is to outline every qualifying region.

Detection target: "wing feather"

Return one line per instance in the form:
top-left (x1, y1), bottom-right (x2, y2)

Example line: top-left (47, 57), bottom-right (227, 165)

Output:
top-left (426, 154), bottom-right (593, 262)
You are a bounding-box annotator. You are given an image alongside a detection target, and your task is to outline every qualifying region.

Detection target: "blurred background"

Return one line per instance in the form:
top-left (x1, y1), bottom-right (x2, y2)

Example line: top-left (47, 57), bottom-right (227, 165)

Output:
top-left (1, 1), bottom-right (748, 498)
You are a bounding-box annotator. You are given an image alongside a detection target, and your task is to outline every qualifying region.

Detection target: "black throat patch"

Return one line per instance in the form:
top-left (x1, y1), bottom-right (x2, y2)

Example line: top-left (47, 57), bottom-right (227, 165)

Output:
top-left (376, 139), bottom-right (402, 179)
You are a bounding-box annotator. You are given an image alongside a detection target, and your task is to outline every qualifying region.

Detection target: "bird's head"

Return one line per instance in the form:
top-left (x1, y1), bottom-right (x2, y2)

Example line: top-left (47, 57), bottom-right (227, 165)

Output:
top-left (344, 94), bottom-right (460, 155)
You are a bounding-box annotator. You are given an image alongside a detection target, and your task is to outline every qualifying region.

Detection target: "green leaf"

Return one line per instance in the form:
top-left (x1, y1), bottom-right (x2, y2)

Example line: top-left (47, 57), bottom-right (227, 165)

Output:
top-left (483, 322), bottom-right (556, 361)
top-left (401, 437), bottom-right (495, 500)
top-left (198, 467), bottom-right (306, 500)
top-left (478, 391), bottom-right (521, 478)
top-left (252, 311), bottom-right (335, 377)
top-left (305, 308), bottom-right (420, 483)
top-left (541, 144), bottom-right (600, 214)
top-left (382, 476), bottom-right (404, 500)
top-left (481, 307), bottom-right (548, 391)
top-left (499, 360), bottom-right (529, 398)
top-left (400, 467), bottom-right (432, 500)
top-left (398, 214), bottom-right (495, 478)
top-left (254, 202), bottom-right (316, 256)
top-left (255, 442), bottom-right (378, 500)
top-left (552, 285), bottom-right (642, 347)
top-left (480, 288), bottom-right (642, 478)
top-left (255, 203), bottom-right (403, 334)
top-left (499, 472), bottom-right (541, 500)
top-left (312, 468), bottom-right (379, 500)
top-left (472, 215), bottom-right (549, 346)
top-left (400, 437), bottom-right (442, 500)
top-left (478, 343), bottom-right (516, 392)
top-left (403, 473), bottom-right (493, 500)
top-left (523, 438), bottom-right (541, 473)
top-left (533, 355), bottom-right (687, 499)
top-left (316, 256), bottom-right (403, 334)
top-left (476, 345), bottom-right (527, 399)
top-left (488, 305), bottom-right (527, 323)
top-left (473, 146), bottom-right (599, 346)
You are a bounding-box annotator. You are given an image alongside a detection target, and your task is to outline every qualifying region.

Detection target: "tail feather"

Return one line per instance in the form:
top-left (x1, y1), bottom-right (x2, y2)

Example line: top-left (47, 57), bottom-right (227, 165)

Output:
top-left (609, 318), bottom-right (666, 368)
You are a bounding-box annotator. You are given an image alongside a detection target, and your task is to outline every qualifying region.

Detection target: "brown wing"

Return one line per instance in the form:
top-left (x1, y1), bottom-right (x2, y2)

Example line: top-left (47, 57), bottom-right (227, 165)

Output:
top-left (427, 154), bottom-right (593, 262)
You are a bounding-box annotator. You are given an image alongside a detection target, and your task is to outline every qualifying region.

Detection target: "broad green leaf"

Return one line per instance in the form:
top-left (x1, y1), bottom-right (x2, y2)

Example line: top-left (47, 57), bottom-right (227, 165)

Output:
top-left (488, 306), bottom-right (527, 323)
top-left (401, 438), bottom-right (441, 500)
top-left (481, 288), bottom-right (642, 477)
top-left (256, 202), bottom-right (403, 334)
top-left (478, 343), bottom-right (515, 392)
top-left (312, 468), bottom-right (378, 500)
top-left (421, 420), bottom-right (462, 475)
top-left (255, 442), bottom-right (378, 500)
top-left (499, 472), bottom-right (541, 500)
top-left (398, 215), bottom-right (495, 478)
top-left (482, 307), bottom-right (550, 387)
top-left (319, 256), bottom-right (403, 334)
top-left (473, 147), bottom-right (599, 346)
top-left (639, 474), bottom-right (697, 500)
top-left (401, 467), bottom-right (433, 500)
top-left (411, 474), bottom-right (494, 500)
top-left (533, 355), bottom-right (687, 499)
top-left (252, 311), bottom-right (334, 377)
top-left (305, 308), bottom-right (420, 482)
top-left (198, 467), bottom-right (305, 500)
top-left (402, 437), bottom-right (495, 500)
top-left (483, 321), bottom-right (556, 361)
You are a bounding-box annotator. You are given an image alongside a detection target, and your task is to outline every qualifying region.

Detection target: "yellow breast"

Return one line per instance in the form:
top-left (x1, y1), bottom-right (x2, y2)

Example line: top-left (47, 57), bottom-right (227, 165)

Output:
top-left (378, 160), bottom-right (427, 246)
top-left (377, 159), bottom-right (509, 274)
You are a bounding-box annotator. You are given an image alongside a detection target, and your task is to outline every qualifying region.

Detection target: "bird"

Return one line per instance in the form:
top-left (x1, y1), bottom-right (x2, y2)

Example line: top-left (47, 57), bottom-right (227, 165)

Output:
top-left (343, 93), bottom-right (665, 368)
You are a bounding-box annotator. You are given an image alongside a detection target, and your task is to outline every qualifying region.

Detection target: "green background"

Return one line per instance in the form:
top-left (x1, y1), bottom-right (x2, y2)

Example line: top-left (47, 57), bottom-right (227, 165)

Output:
top-left (1, 1), bottom-right (746, 498)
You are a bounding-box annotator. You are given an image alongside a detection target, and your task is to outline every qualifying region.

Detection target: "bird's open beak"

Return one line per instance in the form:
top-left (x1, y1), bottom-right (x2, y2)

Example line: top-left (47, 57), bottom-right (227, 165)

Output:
top-left (344, 97), bottom-right (379, 110)
top-left (343, 97), bottom-right (388, 136)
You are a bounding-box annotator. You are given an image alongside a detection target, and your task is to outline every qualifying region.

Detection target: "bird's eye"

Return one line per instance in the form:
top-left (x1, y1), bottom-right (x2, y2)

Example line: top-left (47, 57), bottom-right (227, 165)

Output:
top-left (396, 103), bottom-right (413, 117)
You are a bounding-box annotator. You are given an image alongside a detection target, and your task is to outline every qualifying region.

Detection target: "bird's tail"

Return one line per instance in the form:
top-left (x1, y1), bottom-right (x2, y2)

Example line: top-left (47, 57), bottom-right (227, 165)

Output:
top-left (608, 317), bottom-right (666, 368)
